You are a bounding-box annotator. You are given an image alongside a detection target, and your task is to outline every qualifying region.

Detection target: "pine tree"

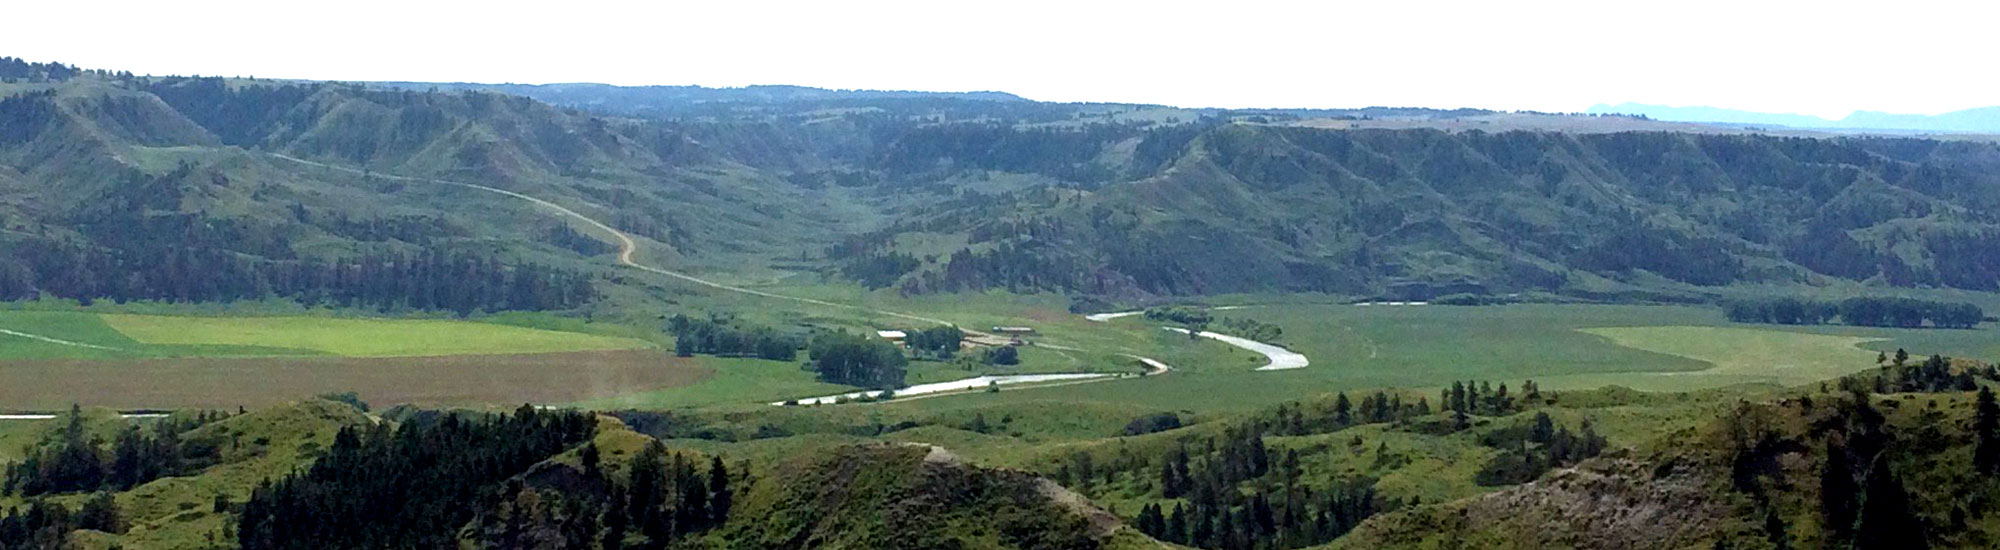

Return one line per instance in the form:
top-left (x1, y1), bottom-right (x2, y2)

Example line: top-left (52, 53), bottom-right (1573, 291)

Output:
top-left (1166, 503), bottom-right (1188, 544)
top-left (707, 456), bottom-right (732, 525)
top-left (1819, 440), bottom-right (1858, 546)
top-left (1976, 387), bottom-right (2000, 474)
top-left (1333, 393), bottom-right (1352, 425)
top-left (1854, 452), bottom-right (1927, 550)
top-left (1763, 505), bottom-right (1790, 550)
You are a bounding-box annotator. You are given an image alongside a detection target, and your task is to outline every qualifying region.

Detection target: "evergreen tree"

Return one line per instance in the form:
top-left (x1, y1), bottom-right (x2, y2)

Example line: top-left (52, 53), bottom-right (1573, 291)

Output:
top-left (1854, 452), bottom-right (1926, 550)
top-left (1976, 387), bottom-right (2000, 474)
top-left (707, 456), bottom-right (732, 524)
top-left (76, 491), bottom-right (119, 533)
top-left (1819, 440), bottom-right (1858, 546)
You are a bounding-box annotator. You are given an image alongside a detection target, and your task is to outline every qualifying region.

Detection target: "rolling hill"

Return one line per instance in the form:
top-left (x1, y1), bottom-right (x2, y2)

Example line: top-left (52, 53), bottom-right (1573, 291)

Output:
top-left (6, 58), bottom-right (2000, 314)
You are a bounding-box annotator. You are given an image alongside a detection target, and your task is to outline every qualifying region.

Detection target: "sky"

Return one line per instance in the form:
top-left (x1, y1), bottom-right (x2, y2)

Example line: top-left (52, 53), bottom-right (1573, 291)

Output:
top-left (7, 0), bottom-right (1997, 119)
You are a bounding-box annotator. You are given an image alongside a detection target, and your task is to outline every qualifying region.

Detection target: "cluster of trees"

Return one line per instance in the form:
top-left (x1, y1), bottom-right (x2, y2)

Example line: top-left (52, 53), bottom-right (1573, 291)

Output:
top-left (1134, 478), bottom-right (1379, 550)
top-left (4, 241), bottom-right (596, 315)
top-left (0, 90), bottom-right (58, 145)
top-left (1869, 351), bottom-right (1990, 393)
top-left (236, 406), bottom-right (598, 549)
top-left (981, 345), bottom-right (1021, 366)
top-left (903, 325), bottom-right (965, 360)
top-left (543, 223), bottom-right (618, 256)
top-left (1441, 380), bottom-right (1538, 427)
top-left (667, 314), bottom-right (800, 360)
top-left (0, 57), bottom-right (84, 83)
top-left (839, 251), bottom-right (921, 289)
top-left (3, 406), bottom-right (231, 496)
top-left (902, 242), bottom-right (1083, 295)
top-left (1113, 424), bottom-right (1385, 550)
top-left (1808, 388), bottom-right (1927, 549)
top-left (1472, 412), bottom-right (1607, 485)
top-left (467, 441), bottom-right (734, 550)
top-left (1724, 296), bottom-right (1984, 329)
top-left (807, 331), bottom-right (908, 389)
top-left (1573, 224), bottom-right (1745, 286)
top-left (1218, 317), bottom-right (1282, 342)
top-left (0, 493), bottom-right (122, 547)
top-left (1145, 306), bottom-right (1213, 326)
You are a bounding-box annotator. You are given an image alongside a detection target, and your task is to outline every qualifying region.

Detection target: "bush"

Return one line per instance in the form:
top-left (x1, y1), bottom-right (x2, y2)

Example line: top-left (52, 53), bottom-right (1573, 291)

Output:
top-left (1144, 306), bottom-right (1212, 325)
top-left (982, 346), bottom-right (1020, 366)
top-left (1121, 412), bottom-right (1184, 436)
top-left (1432, 293), bottom-right (1511, 306)
top-left (317, 392), bottom-right (369, 412)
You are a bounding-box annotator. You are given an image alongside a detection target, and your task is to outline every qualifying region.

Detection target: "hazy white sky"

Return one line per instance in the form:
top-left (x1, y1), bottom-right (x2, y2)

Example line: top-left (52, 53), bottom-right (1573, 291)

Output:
top-left (7, 0), bottom-right (1996, 118)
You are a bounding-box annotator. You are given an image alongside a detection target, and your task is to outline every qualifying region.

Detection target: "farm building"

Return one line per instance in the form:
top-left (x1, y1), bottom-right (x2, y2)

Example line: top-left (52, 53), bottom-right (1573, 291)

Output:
top-left (875, 330), bottom-right (907, 342)
top-left (990, 326), bottom-right (1036, 334)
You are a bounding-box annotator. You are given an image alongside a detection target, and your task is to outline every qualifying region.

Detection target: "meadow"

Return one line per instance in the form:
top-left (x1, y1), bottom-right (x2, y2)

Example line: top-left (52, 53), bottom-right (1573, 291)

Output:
top-left (100, 313), bottom-right (650, 357)
top-left (772, 301), bottom-right (1990, 415)
top-left (0, 310), bottom-right (681, 410)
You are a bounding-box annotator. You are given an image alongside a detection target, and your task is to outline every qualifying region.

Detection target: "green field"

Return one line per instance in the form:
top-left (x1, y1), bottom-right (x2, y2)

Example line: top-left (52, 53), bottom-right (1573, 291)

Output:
top-left (100, 313), bottom-right (651, 357)
top-left (0, 311), bottom-right (312, 360)
top-left (1543, 326), bottom-right (1883, 390)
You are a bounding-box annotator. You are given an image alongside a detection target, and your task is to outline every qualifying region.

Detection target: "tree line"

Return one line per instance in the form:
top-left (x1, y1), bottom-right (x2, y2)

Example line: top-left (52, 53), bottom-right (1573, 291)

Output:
top-left (1472, 412), bottom-right (1606, 485)
top-left (0, 57), bottom-right (83, 83)
top-left (236, 406), bottom-right (598, 549)
top-left (1725, 296), bottom-right (1984, 329)
top-left (4, 406), bottom-right (233, 497)
top-left (807, 330), bottom-right (909, 389)
top-left (467, 440), bottom-right (733, 550)
top-left (3, 242), bottom-right (595, 315)
top-left (667, 314), bottom-right (801, 361)
top-left (0, 493), bottom-right (122, 548)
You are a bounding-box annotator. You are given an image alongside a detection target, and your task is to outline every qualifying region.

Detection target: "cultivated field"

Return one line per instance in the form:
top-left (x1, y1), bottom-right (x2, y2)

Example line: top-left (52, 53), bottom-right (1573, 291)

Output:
top-left (0, 310), bottom-right (678, 410)
top-left (100, 314), bottom-right (650, 357)
top-left (0, 350), bottom-right (709, 410)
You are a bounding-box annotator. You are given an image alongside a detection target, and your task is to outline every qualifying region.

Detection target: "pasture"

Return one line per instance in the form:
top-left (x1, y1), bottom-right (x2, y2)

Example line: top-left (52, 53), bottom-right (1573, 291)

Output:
top-left (0, 350), bottom-right (710, 410)
top-left (100, 314), bottom-right (650, 357)
top-left (877, 302), bottom-right (1985, 414)
top-left (0, 310), bottom-right (686, 409)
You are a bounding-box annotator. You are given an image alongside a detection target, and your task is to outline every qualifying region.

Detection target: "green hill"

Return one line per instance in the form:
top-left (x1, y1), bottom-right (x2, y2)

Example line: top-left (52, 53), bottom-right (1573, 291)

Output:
top-left (8, 63), bottom-right (2000, 317)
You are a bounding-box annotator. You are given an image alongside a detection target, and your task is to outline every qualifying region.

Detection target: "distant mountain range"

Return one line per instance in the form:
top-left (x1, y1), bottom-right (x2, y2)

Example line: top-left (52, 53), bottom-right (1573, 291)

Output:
top-left (1587, 102), bottom-right (2000, 134)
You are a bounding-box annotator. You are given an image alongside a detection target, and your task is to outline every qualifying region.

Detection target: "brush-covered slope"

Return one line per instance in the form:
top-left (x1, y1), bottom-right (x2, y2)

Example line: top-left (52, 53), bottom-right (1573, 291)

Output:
top-left (821, 123), bottom-right (2000, 300)
top-left (716, 443), bottom-right (1136, 550)
top-left (1334, 360), bottom-right (2000, 549)
top-left (0, 74), bottom-right (854, 314)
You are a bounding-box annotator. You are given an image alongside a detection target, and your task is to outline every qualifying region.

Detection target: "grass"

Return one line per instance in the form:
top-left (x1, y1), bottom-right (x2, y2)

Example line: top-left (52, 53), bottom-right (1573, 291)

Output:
top-left (576, 357), bottom-right (854, 410)
top-left (100, 313), bottom-right (652, 357)
top-left (0, 310), bottom-right (308, 360)
top-left (1540, 326), bottom-right (1883, 391)
top-left (0, 350), bottom-right (711, 410)
top-left (831, 302), bottom-right (1987, 415)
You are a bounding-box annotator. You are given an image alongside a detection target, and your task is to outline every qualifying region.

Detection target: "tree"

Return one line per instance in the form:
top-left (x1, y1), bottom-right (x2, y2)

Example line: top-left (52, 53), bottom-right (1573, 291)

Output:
top-left (76, 491), bottom-right (120, 533)
top-left (808, 330), bottom-right (908, 388)
top-left (707, 456), bottom-right (732, 524)
top-left (906, 325), bottom-right (965, 359)
top-left (1819, 440), bottom-right (1858, 546)
top-left (982, 345), bottom-right (1020, 366)
top-left (1854, 452), bottom-right (1927, 550)
top-left (1529, 412), bottom-right (1556, 444)
top-left (1763, 505), bottom-right (1790, 550)
top-left (1977, 387), bottom-right (2000, 474)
